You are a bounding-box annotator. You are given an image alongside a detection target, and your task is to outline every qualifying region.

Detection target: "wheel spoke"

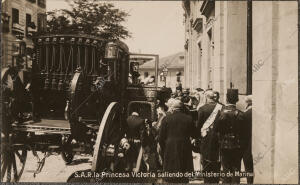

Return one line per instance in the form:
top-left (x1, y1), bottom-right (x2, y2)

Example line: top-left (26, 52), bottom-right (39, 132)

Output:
top-left (1, 69), bottom-right (27, 182)
top-left (6, 156), bottom-right (12, 182)
top-left (1, 154), bottom-right (4, 164)
top-left (1, 156), bottom-right (8, 181)
top-left (91, 102), bottom-right (120, 172)
top-left (110, 112), bottom-right (116, 121)
top-left (15, 151), bottom-right (24, 164)
top-left (12, 153), bottom-right (18, 181)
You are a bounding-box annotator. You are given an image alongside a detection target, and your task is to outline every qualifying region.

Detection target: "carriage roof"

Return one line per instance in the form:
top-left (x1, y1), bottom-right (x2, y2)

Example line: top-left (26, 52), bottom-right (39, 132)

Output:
top-left (34, 34), bottom-right (129, 53)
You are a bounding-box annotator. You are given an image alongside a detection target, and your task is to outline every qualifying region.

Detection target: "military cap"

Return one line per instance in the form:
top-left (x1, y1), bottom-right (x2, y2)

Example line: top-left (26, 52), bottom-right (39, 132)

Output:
top-left (176, 86), bottom-right (182, 91)
top-left (196, 88), bottom-right (204, 92)
top-left (226, 89), bottom-right (239, 103)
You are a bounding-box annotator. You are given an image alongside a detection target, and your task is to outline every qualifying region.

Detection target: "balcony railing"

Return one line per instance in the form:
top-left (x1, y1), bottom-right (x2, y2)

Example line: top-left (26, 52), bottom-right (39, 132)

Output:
top-left (192, 18), bottom-right (203, 33)
top-left (200, 0), bottom-right (215, 18)
top-left (26, 23), bottom-right (37, 38)
top-left (12, 23), bottom-right (25, 35)
top-left (27, 27), bottom-right (37, 37)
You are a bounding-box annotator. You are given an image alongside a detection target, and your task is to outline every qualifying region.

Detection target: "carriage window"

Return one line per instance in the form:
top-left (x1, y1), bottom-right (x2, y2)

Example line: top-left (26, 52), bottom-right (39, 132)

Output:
top-left (129, 62), bottom-right (140, 84)
top-left (129, 55), bottom-right (157, 87)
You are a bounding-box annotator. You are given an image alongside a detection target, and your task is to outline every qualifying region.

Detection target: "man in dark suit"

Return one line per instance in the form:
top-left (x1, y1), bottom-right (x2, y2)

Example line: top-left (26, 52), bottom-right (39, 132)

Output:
top-left (215, 89), bottom-right (245, 184)
top-left (158, 99), bottom-right (196, 183)
top-left (197, 90), bottom-right (223, 183)
top-left (125, 112), bottom-right (145, 171)
top-left (241, 95), bottom-right (254, 183)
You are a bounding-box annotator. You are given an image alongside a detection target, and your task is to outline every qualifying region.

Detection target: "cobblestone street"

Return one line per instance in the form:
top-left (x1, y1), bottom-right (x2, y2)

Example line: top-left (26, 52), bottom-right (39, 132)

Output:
top-left (20, 152), bottom-right (246, 183)
top-left (21, 153), bottom-right (91, 182)
top-left (20, 152), bottom-right (204, 183)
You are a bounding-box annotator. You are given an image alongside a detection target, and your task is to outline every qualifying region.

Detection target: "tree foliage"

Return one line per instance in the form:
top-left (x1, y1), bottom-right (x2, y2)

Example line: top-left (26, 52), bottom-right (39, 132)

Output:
top-left (46, 0), bottom-right (131, 40)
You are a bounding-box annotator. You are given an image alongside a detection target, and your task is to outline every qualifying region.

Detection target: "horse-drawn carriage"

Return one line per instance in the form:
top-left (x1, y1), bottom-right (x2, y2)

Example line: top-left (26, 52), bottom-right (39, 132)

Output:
top-left (1, 34), bottom-right (171, 182)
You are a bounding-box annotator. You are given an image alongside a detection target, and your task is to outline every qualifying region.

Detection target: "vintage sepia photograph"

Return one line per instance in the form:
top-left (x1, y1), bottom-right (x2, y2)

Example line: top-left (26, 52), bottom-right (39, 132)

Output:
top-left (0, 0), bottom-right (298, 184)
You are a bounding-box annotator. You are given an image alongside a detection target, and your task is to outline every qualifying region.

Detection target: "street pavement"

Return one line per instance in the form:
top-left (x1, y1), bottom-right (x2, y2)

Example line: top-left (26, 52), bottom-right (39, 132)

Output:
top-left (20, 152), bottom-right (245, 183)
top-left (21, 152), bottom-right (91, 182)
top-left (21, 152), bottom-right (203, 183)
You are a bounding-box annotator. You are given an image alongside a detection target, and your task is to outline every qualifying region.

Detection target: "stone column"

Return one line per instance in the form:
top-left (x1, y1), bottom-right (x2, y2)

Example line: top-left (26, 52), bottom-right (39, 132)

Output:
top-left (224, 1), bottom-right (247, 94)
top-left (212, 1), bottom-right (225, 102)
top-left (252, 1), bottom-right (298, 183)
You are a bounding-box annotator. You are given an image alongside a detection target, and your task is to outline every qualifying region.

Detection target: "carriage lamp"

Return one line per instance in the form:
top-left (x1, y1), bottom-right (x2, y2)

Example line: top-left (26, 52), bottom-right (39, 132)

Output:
top-left (160, 72), bottom-right (164, 82)
top-left (176, 71), bottom-right (182, 82)
top-left (105, 42), bottom-right (119, 59)
top-left (162, 67), bottom-right (168, 87)
top-left (162, 67), bottom-right (168, 76)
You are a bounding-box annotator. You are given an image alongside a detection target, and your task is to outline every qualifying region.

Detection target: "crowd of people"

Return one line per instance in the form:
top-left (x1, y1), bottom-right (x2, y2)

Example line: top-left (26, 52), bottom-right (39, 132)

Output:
top-left (153, 86), bottom-right (253, 183)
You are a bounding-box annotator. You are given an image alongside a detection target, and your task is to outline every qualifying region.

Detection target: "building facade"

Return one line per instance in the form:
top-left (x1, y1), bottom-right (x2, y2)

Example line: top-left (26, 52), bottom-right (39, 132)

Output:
top-left (183, 0), bottom-right (298, 183)
top-left (1, 0), bottom-right (47, 67)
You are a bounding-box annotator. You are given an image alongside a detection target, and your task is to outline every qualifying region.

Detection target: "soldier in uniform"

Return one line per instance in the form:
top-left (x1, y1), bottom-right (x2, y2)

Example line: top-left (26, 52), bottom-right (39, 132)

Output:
top-left (125, 112), bottom-right (145, 171)
top-left (215, 89), bottom-right (245, 184)
top-left (197, 90), bottom-right (223, 183)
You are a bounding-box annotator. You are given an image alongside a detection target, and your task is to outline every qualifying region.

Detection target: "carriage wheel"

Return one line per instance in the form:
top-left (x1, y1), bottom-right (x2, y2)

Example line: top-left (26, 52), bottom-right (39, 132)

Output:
top-left (68, 71), bottom-right (89, 139)
top-left (1, 138), bottom-right (27, 182)
top-left (61, 135), bottom-right (74, 164)
top-left (69, 72), bottom-right (83, 121)
top-left (2, 68), bottom-right (15, 127)
top-left (1, 68), bottom-right (28, 182)
top-left (91, 102), bottom-right (121, 172)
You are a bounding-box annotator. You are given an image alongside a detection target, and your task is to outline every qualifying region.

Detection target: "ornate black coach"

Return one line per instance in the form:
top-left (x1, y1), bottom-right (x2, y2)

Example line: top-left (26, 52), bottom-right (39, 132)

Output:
top-left (1, 34), bottom-right (171, 182)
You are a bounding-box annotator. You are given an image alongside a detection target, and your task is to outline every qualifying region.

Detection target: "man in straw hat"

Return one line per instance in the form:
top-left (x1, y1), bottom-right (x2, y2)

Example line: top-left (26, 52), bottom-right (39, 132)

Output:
top-left (158, 99), bottom-right (197, 183)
